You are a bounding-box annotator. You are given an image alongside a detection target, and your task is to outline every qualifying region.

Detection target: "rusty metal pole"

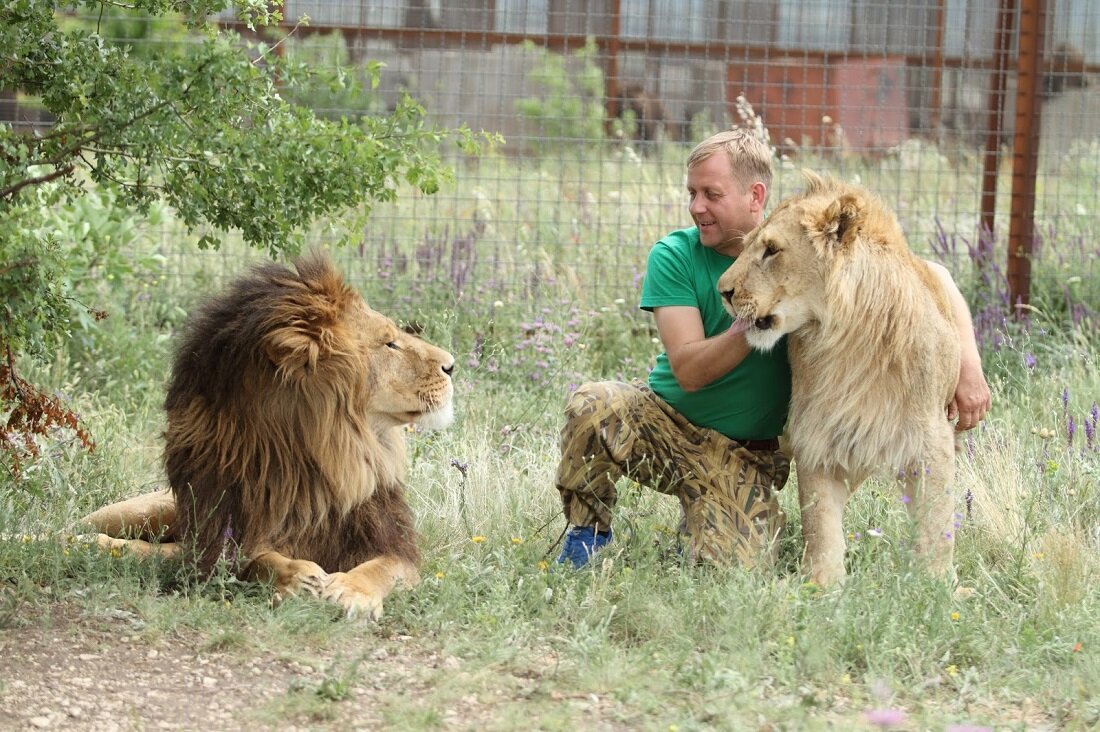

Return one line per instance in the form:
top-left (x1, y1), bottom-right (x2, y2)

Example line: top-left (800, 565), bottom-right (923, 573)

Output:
top-left (929, 0), bottom-right (946, 131)
top-left (979, 0), bottom-right (1015, 242)
top-left (1006, 0), bottom-right (1045, 310)
top-left (604, 0), bottom-right (623, 133)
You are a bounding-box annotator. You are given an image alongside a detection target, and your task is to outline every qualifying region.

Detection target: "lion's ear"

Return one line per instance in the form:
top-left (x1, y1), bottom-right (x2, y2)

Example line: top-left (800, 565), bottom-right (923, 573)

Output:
top-left (814, 193), bottom-right (864, 248)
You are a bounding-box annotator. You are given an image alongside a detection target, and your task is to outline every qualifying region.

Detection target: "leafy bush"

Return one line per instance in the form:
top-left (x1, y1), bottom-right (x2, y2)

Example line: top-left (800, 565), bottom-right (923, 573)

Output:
top-left (515, 39), bottom-right (606, 146)
top-left (0, 0), bottom-right (494, 474)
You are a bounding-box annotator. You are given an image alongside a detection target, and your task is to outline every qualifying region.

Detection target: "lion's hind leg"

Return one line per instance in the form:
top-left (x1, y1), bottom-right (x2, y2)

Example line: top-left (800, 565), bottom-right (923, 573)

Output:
top-left (322, 555), bottom-right (420, 620)
top-left (80, 489), bottom-right (179, 558)
top-left (901, 449), bottom-right (958, 583)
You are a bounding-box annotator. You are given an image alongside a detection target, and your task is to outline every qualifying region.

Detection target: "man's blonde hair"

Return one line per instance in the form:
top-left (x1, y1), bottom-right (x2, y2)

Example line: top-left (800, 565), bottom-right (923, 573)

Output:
top-left (687, 129), bottom-right (774, 202)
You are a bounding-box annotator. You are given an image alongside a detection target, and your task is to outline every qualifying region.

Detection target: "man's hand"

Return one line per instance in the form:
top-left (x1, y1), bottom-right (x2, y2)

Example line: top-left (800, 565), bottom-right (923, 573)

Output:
top-left (948, 357), bottom-right (992, 431)
top-left (925, 261), bottom-right (992, 433)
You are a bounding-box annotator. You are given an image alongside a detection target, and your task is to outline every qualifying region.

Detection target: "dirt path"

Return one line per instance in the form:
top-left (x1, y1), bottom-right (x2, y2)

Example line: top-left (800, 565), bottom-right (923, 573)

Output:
top-left (0, 602), bottom-right (468, 731)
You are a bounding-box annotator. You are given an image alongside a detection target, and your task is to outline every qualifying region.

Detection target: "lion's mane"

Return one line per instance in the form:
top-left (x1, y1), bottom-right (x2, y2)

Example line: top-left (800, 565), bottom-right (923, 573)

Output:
top-left (165, 256), bottom-right (419, 575)
top-left (722, 172), bottom-right (960, 476)
top-left (787, 174), bottom-right (960, 475)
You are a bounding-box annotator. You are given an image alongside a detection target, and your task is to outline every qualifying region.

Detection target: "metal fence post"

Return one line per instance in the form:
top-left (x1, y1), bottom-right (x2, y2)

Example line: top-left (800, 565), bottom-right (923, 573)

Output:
top-left (1008, 0), bottom-right (1046, 310)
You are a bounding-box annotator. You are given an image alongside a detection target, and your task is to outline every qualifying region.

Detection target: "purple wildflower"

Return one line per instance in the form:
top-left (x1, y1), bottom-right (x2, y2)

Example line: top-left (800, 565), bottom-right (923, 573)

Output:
top-left (1088, 403), bottom-right (1099, 450)
top-left (1067, 415), bottom-right (1076, 447)
top-left (1061, 387), bottom-right (1070, 412)
top-left (449, 458), bottom-right (469, 478)
top-left (900, 494), bottom-right (911, 504)
top-left (1024, 352), bottom-right (1037, 369)
top-left (865, 708), bottom-right (907, 727)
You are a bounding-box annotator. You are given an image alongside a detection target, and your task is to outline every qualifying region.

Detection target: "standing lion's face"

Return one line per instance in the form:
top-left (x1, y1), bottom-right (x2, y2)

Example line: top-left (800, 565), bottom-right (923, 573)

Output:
top-left (716, 199), bottom-right (827, 351)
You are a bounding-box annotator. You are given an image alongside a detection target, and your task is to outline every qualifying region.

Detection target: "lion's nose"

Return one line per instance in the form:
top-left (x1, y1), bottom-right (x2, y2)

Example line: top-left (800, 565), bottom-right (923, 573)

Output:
top-left (719, 288), bottom-right (735, 305)
top-left (442, 362), bottom-right (454, 377)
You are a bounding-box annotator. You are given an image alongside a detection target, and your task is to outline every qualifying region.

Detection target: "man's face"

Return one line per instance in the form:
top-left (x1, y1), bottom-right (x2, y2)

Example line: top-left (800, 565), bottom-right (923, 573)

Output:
top-left (686, 153), bottom-right (763, 257)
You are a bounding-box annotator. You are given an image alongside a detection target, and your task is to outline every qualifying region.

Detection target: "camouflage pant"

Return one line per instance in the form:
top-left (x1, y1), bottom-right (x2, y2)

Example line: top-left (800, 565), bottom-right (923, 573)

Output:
top-left (555, 380), bottom-right (791, 568)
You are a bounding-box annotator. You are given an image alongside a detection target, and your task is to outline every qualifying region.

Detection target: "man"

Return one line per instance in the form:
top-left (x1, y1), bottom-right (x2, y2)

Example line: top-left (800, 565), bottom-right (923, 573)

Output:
top-left (554, 128), bottom-right (992, 568)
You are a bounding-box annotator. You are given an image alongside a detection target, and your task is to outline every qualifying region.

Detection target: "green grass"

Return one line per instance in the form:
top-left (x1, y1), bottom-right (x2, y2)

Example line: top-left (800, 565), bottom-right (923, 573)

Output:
top-left (2, 149), bottom-right (1099, 729)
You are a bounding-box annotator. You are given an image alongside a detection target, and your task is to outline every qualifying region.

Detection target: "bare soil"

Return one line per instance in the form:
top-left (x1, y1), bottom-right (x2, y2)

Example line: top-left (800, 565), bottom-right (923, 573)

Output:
top-left (0, 601), bottom-right (535, 732)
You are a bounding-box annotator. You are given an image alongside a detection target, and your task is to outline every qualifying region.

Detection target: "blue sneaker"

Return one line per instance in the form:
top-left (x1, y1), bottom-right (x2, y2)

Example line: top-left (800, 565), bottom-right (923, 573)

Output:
top-left (556, 526), bottom-right (613, 567)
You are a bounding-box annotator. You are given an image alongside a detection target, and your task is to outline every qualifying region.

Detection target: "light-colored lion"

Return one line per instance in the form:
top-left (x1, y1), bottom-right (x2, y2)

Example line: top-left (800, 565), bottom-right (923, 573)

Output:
top-left (717, 172), bottom-right (960, 587)
top-left (82, 254), bottom-right (455, 618)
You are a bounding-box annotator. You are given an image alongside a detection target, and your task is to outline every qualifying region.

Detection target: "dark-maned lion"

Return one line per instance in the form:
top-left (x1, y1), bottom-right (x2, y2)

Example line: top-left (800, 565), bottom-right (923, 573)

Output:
top-left (717, 172), bottom-right (960, 587)
top-left (83, 254), bottom-right (455, 618)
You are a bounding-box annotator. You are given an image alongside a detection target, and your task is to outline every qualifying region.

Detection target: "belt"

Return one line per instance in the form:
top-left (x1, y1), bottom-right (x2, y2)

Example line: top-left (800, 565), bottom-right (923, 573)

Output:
top-left (734, 438), bottom-right (780, 452)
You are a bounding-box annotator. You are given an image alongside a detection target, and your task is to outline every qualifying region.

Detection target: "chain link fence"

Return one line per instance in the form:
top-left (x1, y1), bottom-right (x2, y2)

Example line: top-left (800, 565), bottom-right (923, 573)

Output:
top-left (6, 0), bottom-right (1097, 324)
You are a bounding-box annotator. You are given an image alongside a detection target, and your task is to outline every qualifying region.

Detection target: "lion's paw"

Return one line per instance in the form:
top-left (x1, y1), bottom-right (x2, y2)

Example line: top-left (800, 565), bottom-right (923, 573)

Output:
top-left (92, 533), bottom-right (128, 553)
top-left (274, 559), bottom-right (329, 603)
top-left (321, 572), bottom-right (384, 621)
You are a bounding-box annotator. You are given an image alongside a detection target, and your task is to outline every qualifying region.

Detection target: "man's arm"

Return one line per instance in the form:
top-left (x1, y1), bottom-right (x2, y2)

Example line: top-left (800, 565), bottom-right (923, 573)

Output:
top-left (653, 306), bottom-right (752, 392)
top-left (927, 261), bottom-right (992, 431)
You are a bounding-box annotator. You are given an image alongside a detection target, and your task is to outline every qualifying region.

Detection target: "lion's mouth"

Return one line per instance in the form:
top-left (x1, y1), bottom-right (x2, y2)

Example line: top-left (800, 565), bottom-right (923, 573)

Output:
top-left (411, 400), bottom-right (455, 431)
top-left (753, 314), bottom-right (776, 331)
top-left (734, 304), bottom-right (775, 332)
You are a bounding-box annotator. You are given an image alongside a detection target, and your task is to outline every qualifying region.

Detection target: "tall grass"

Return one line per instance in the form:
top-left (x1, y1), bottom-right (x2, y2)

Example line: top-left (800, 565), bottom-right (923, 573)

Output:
top-left (2, 147), bottom-right (1098, 730)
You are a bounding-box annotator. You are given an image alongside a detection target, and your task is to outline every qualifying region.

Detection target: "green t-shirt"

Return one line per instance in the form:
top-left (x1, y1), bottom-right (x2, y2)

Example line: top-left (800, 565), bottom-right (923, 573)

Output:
top-left (640, 227), bottom-right (791, 440)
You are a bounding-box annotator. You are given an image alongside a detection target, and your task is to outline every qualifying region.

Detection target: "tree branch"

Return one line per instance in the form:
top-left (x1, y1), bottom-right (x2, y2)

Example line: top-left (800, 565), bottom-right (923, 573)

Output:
top-left (0, 165), bottom-right (75, 200)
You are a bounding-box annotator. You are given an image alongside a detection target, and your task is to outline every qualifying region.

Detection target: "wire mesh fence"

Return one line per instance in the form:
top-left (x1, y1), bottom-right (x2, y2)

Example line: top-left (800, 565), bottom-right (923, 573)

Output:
top-left (5, 0), bottom-right (1098, 324)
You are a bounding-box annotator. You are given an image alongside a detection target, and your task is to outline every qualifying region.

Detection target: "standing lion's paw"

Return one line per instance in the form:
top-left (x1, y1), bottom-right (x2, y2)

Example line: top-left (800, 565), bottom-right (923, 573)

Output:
top-left (321, 572), bottom-right (384, 621)
top-left (274, 559), bottom-right (329, 604)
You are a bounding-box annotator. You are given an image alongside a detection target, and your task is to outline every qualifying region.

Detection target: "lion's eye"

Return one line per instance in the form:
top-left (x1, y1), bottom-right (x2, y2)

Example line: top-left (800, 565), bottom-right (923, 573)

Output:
top-left (386, 342), bottom-right (400, 350)
top-left (762, 244), bottom-right (778, 260)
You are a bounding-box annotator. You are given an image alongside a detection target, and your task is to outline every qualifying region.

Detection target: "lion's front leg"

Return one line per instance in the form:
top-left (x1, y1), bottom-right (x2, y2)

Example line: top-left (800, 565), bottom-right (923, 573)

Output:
top-left (798, 469), bottom-right (857, 587)
top-left (322, 555), bottom-right (420, 620)
top-left (246, 550), bottom-right (330, 603)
